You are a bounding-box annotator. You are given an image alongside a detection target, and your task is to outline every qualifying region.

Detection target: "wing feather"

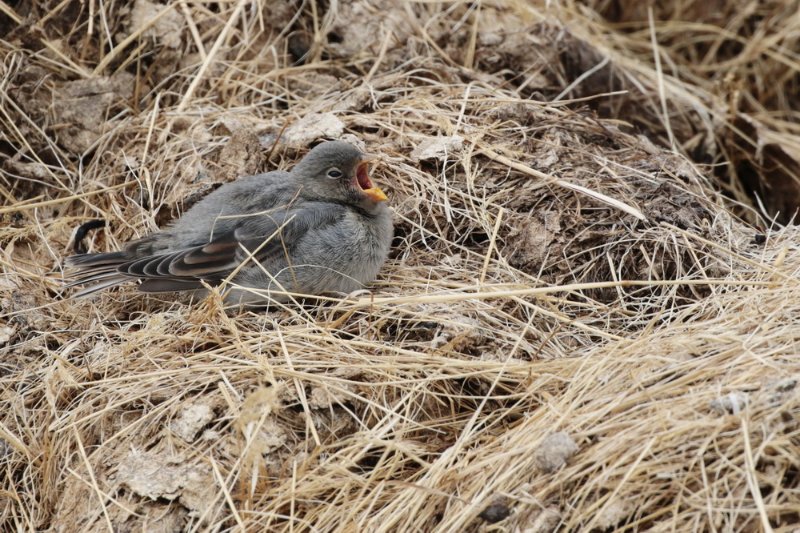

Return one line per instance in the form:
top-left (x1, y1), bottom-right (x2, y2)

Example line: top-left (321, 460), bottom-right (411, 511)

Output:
top-left (65, 201), bottom-right (348, 297)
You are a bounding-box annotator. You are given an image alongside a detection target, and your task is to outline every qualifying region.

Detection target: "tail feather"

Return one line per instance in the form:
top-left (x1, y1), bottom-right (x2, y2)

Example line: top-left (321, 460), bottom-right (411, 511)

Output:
top-left (71, 276), bottom-right (129, 298)
top-left (64, 251), bottom-right (131, 297)
top-left (64, 270), bottom-right (127, 289)
top-left (63, 244), bottom-right (222, 298)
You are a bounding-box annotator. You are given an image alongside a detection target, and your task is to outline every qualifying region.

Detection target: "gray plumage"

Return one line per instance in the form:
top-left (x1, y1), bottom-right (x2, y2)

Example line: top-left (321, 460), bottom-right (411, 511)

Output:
top-left (65, 141), bottom-right (394, 305)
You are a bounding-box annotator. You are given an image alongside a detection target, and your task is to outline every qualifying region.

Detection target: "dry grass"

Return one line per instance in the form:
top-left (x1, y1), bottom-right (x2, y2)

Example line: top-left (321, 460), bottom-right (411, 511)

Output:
top-left (1, 0), bottom-right (800, 531)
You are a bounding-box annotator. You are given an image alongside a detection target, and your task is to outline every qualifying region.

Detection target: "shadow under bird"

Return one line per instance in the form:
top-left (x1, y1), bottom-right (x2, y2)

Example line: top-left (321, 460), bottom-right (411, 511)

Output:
top-left (64, 141), bottom-right (394, 305)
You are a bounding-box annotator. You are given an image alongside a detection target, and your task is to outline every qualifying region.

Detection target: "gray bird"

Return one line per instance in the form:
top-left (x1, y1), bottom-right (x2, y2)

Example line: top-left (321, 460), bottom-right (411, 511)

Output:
top-left (65, 141), bottom-right (393, 305)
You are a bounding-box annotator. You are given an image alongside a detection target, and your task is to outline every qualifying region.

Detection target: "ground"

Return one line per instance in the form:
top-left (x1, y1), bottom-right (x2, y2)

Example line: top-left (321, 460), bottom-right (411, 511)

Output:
top-left (1, 0), bottom-right (799, 531)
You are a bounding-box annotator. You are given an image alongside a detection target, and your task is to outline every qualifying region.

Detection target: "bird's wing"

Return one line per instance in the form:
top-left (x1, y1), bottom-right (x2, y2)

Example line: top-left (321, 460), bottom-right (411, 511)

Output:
top-left (119, 202), bottom-right (347, 291)
top-left (136, 172), bottom-right (296, 256)
top-left (64, 174), bottom-right (308, 296)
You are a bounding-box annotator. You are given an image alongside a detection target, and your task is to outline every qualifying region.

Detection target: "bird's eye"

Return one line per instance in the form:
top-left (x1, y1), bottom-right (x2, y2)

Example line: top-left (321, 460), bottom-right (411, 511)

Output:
top-left (326, 167), bottom-right (343, 179)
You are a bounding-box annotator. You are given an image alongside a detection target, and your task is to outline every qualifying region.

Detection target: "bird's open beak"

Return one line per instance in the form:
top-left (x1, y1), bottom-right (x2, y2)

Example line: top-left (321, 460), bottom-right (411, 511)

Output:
top-left (356, 160), bottom-right (388, 202)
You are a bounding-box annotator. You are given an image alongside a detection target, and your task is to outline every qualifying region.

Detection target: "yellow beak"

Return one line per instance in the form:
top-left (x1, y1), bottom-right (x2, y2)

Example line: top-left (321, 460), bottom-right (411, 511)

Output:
top-left (363, 187), bottom-right (388, 202)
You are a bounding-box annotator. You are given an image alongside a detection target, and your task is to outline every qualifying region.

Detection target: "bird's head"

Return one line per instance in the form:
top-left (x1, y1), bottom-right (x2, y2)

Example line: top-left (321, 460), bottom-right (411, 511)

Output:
top-left (291, 141), bottom-right (388, 207)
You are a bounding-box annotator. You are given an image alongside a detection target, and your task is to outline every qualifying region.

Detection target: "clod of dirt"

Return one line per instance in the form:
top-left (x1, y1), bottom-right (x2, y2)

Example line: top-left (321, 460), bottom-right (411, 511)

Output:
top-left (128, 0), bottom-right (183, 48)
top-left (521, 507), bottom-right (562, 533)
top-left (338, 133), bottom-right (367, 152)
top-left (3, 287), bottom-right (50, 332)
top-left (411, 135), bottom-right (464, 162)
top-left (248, 417), bottom-right (288, 455)
top-left (324, 0), bottom-right (414, 58)
top-left (115, 449), bottom-right (215, 511)
top-left (534, 432), bottom-right (579, 473)
top-left (596, 500), bottom-right (634, 530)
top-left (282, 113), bottom-right (345, 148)
top-left (504, 210), bottom-right (562, 270)
top-left (18, 72), bottom-right (135, 154)
top-left (55, 74), bottom-right (135, 154)
top-left (709, 391), bottom-right (749, 415)
top-left (309, 383), bottom-right (352, 409)
top-left (170, 403), bottom-right (215, 442)
top-left (215, 129), bottom-right (265, 182)
top-left (2, 157), bottom-right (50, 181)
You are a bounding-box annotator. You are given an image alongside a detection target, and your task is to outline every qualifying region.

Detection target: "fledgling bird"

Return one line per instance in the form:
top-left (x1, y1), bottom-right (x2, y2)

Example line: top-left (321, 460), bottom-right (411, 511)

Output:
top-left (65, 141), bottom-right (394, 305)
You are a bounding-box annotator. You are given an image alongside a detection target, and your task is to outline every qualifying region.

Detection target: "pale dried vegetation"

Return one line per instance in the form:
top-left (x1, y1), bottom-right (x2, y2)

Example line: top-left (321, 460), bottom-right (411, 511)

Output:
top-left (1, 0), bottom-right (799, 531)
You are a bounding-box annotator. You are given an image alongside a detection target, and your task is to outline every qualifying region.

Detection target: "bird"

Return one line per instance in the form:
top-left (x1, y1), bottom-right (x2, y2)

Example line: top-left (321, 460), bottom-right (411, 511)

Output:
top-left (64, 140), bottom-right (394, 306)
